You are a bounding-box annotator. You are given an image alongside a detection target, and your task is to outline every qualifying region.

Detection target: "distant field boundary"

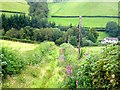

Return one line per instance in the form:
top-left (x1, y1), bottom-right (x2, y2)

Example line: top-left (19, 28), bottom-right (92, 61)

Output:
top-left (51, 16), bottom-right (120, 18)
top-left (0, 10), bottom-right (25, 14)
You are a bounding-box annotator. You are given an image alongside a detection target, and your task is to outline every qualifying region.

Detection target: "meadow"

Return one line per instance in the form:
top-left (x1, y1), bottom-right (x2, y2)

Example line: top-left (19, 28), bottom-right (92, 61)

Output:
top-left (48, 17), bottom-right (118, 27)
top-left (1, 39), bottom-right (105, 88)
top-left (48, 2), bottom-right (118, 27)
top-left (0, 1), bottom-right (29, 15)
top-left (97, 31), bottom-right (109, 41)
top-left (0, 1), bottom-right (119, 27)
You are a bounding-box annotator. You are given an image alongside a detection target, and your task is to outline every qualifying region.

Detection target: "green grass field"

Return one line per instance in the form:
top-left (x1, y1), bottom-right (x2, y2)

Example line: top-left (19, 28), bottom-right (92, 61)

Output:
top-left (48, 17), bottom-right (118, 27)
top-left (0, 1), bottom-right (118, 27)
top-left (97, 31), bottom-right (109, 41)
top-left (48, 2), bottom-right (118, 27)
top-left (0, 1), bottom-right (29, 15)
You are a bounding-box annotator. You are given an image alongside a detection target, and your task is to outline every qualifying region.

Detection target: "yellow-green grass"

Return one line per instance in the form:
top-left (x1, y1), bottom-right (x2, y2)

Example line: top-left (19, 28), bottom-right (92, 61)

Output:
top-left (1, 40), bottom-right (65, 88)
top-left (0, 1), bottom-right (29, 14)
top-left (48, 2), bottom-right (118, 27)
top-left (48, 17), bottom-right (118, 27)
top-left (48, 2), bottom-right (118, 16)
top-left (0, 39), bottom-right (38, 52)
top-left (97, 31), bottom-right (109, 41)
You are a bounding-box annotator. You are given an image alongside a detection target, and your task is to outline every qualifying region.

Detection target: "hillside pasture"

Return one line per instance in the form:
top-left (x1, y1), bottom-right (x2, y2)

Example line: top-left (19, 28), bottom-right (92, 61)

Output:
top-left (97, 31), bottom-right (109, 41)
top-left (0, 1), bottom-right (29, 15)
top-left (48, 2), bottom-right (118, 27)
top-left (48, 17), bottom-right (118, 27)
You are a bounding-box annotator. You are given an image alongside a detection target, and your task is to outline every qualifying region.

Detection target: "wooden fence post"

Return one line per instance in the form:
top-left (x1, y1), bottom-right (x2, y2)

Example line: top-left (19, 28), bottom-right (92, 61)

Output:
top-left (78, 16), bottom-right (82, 60)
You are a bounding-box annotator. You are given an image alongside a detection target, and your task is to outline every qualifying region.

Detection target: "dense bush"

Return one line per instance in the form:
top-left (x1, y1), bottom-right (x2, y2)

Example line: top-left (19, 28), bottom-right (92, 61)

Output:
top-left (0, 46), bottom-right (25, 78)
top-left (106, 21), bottom-right (120, 37)
top-left (64, 45), bottom-right (120, 89)
top-left (91, 45), bottom-right (120, 88)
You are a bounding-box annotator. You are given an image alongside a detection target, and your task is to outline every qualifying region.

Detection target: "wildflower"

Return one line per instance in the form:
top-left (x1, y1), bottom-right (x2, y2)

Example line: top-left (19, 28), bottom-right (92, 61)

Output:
top-left (71, 76), bottom-right (74, 79)
top-left (66, 65), bottom-right (73, 76)
top-left (85, 52), bottom-right (89, 56)
top-left (110, 79), bottom-right (113, 83)
top-left (111, 74), bottom-right (115, 78)
top-left (76, 80), bottom-right (78, 86)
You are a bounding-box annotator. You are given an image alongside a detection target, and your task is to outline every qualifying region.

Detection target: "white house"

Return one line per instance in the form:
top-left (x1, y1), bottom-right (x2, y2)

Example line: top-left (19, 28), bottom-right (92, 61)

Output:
top-left (101, 37), bottom-right (118, 44)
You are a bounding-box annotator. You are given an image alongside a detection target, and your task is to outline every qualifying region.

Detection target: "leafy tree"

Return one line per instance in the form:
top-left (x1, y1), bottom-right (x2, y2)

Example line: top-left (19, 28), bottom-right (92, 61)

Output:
top-left (5, 28), bottom-right (19, 38)
top-left (32, 28), bottom-right (42, 41)
top-left (19, 26), bottom-right (33, 40)
top-left (51, 22), bottom-right (56, 28)
top-left (69, 36), bottom-right (78, 46)
top-left (28, 2), bottom-right (48, 18)
top-left (106, 21), bottom-right (119, 37)
top-left (0, 29), bottom-right (5, 36)
top-left (87, 28), bottom-right (98, 43)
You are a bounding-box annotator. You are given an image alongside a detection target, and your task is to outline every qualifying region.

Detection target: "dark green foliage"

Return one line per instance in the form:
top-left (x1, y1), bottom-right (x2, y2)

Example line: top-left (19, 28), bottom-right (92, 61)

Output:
top-left (87, 28), bottom-right (99, 43)
top-left (0, 29), bottom-right (5, 36)
top-left (69, 36), bottom-right (78, 46)
top-left (19, 26), bottom-right (33, 40)
top-left (1, 14), bottom-right (31, 31)
top-left (106, 21), bottom-right (119, 37)
top-left (81, 38), bottom-right (95, 46)
top-left (28, 2), bottom-right (48, 28)
top-left (28, 2), bottom-right (48, 18)
top-left (5, 28), bottom-right (19, 38)
top-left (0, 14), bottom-right (48, 31)
top-left (1, 46), bottom-right (25, 78)
top-left (2, 25), bottom-right (99, 47)
top-left (57, 25), bottom-right (69, 31)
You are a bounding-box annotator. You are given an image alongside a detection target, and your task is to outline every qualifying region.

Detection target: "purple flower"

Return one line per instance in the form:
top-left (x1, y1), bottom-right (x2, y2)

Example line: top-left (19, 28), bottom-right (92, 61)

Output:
top-left (76, 80), bottom-right (78, 86)
top-left (66, 65), bottom-right (73, 76)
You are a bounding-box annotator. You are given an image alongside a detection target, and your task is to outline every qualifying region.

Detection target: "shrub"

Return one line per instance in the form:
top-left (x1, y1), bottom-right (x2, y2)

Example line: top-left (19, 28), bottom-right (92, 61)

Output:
top-left (64, 45), bottom-right (120, 89)
top-left (0, 46), bottom-right (25, 78)
top-left (90, 45), bottom-right (120, 89)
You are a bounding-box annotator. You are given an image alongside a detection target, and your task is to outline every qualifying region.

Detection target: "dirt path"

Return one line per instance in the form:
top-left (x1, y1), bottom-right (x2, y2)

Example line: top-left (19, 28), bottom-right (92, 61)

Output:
top-left (59, 48), bottom-right (65, 62)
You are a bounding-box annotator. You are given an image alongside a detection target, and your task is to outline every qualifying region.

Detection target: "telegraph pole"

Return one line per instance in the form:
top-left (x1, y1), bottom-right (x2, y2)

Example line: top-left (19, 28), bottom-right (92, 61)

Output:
top-left (78, 16), bottom-right (82, 60)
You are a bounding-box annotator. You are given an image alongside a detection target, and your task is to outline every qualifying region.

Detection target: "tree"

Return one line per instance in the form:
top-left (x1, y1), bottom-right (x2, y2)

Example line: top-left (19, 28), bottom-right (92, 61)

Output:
top-left (69, 36), bottom-right (78, 46)
top-left (5, 28), bottom-right (19, 38)
top-left (32, 28), bottom-right (42, 41)
top-left (0, 29), bottom-right (5, 36)
top-left (87, 28), bottom-right (98, 43)
top-left (19, 26), bottom-right (33, 40)
top-left (106, 21), bottom-right (119, 37)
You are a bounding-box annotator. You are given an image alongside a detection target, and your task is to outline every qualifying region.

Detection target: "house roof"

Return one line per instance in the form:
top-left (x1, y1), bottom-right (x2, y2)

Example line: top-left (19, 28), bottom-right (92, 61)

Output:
top-left (104, 37), bottom-right (118, 41)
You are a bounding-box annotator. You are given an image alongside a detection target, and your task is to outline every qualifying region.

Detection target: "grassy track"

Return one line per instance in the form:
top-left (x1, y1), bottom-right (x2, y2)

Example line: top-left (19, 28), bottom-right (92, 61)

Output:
top-left (48, 2), bottom-right (118, 27)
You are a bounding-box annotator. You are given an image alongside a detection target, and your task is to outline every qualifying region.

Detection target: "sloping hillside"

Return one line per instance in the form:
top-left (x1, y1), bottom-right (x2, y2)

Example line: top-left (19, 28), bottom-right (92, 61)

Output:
top-left (48, 2), bottom-right (118, 16)
top-left (48, 2), bottom-right (118, 27)
top-left (0, 1), bottom-right (29, 15)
